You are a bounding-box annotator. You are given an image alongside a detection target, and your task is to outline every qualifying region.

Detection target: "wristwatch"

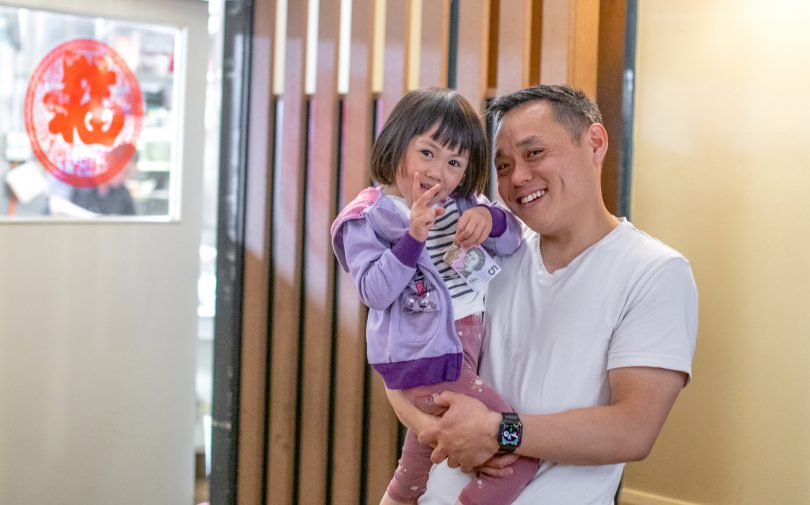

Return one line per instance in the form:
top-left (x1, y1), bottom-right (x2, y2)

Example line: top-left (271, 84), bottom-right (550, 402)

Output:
top-left (497, 412), bottom-right (522, 453)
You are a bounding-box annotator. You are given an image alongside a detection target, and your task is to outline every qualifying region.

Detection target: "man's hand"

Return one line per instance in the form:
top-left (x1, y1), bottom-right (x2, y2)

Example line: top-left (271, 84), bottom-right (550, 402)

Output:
top-left (409, 172), bottom-right (444, 242)
top-left (417, 391), bottom-right (501, 472)
top-left (385, 387), bottom-right (441, 435)
top-left (454, 206), bottom-right (492, 248)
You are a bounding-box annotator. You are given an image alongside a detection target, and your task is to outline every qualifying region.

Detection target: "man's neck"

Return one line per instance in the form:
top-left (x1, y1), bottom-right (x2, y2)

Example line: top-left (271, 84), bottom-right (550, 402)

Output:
top-left (539, 208), bottom-right (620, 273)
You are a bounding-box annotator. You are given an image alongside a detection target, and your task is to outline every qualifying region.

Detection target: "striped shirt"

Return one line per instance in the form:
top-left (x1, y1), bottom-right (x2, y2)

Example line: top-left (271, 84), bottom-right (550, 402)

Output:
top-left (390, 195), bottom-right (486, 320)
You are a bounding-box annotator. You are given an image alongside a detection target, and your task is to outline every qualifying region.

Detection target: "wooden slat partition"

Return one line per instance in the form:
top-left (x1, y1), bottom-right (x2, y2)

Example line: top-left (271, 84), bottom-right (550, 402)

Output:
top-left (528, 0), bottom-right (544, 85)
top-left (456, 0), bottom-right (491, 112)
top-left (266, 0), bottom-right (309, 504)
top-left (566, 0), bottom-right (600, 97)
top-left (367, 4), bottom-right (413, 502)
top-left (381, 0), bottom-right (411, 118)
top-left (330, 0), bottom-right (375, 502)
top-left (541, 0), bottom-right (600, 96)
top-left (232, 2), bottom-right (629, 504)
top-left (297, 0), bottom-right (342, 503)
top-left (237, 0), bottom-right (276, 504)
top-left (597, 0), bottom-right (629, 215)
top-left (419, 0), bottom-right (451, 88)
top-left (496, 0), bottom-right (535, 96)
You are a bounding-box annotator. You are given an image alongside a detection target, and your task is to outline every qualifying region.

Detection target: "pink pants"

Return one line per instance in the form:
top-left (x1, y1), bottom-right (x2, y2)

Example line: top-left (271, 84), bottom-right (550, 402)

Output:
top-left (385, 313), bottom-right (539, 505)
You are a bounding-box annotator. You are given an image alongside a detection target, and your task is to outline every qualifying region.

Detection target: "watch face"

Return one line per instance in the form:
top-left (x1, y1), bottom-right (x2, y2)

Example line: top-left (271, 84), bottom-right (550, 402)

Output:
top-left (500, 424), bottom-right (520, 446)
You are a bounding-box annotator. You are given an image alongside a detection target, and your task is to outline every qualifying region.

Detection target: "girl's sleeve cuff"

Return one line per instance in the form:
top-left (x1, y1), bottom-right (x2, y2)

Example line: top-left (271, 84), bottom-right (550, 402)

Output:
top-left (392, 233), bottom-right (424, 267)
top-left (480, 205), bottom-right (507, 237)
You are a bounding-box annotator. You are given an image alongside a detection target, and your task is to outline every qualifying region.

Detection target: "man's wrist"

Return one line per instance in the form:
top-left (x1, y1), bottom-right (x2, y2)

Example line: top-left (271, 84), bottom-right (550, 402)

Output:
top-left (497, 412), bottom-right (523, 454)
top-left (487, 410), bottom-right (502, 453)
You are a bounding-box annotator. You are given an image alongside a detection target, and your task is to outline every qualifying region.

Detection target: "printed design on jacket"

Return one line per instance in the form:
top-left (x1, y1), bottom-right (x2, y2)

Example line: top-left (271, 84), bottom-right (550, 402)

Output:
top-left (404, 270), bottom-right (439, 313)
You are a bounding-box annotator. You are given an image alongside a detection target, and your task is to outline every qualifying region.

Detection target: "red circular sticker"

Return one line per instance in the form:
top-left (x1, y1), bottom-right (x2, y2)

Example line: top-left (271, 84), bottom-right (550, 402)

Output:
top-left (24, 39), bottom-right (144, 187)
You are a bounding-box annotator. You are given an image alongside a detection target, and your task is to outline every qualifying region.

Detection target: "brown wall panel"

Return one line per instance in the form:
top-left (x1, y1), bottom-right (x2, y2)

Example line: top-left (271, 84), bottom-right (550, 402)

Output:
top-left (296, 0), bottom-right (342, 503)
top-left (528, 0), bottom-right (543, 85)
top-left (366, 1), bottom-right (414, 502)
top-left (266, 1), bottom-right (309, 504)
top-left (597, 0), bottom-right (628, 216)
top-left (496, 0), bottom-right (533, 96)
top-left (567, 0), bottom-right (600, 98)
top-left (330, 0), bottom-right (375, 503)
top-left (237, 1), bottom-right (276, 503)
top-left (381, 0), bottom-right (410, 118)
top-left (540, 0), bottom-right (599, 96)
top-left (457, 0), bottom-right (490, 111)
top-left (419, 0), bottom-right (450, 88)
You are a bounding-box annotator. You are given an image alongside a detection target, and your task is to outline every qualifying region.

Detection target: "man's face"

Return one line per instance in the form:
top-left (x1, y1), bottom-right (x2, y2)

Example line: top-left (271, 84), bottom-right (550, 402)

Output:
top-left (493, 101), bottom-right (598, 237)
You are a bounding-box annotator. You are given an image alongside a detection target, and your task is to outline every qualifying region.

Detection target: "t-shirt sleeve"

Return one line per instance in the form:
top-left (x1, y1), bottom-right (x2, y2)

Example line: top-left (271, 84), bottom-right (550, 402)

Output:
top-left (607, 257), bottom-right (699, 383)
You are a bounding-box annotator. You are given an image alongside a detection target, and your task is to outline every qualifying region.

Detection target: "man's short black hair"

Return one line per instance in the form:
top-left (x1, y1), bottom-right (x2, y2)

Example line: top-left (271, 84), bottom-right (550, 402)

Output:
top-left (486, 84), bottom-right (603, 143)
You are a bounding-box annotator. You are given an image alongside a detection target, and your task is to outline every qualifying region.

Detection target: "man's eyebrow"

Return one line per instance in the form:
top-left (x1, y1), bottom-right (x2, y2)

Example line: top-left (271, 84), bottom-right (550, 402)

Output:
top-left (515, 135), bottom-right (540, 148)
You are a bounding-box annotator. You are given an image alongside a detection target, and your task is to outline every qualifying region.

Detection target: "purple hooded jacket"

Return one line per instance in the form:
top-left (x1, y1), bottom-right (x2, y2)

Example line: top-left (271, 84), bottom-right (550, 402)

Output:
top-left (331, 186), bottom-right (522, 389)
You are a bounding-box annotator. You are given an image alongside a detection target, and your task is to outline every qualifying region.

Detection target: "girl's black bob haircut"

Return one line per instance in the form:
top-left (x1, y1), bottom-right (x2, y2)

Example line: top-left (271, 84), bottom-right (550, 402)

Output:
top-left (370, 87), bottom-right (489, 197)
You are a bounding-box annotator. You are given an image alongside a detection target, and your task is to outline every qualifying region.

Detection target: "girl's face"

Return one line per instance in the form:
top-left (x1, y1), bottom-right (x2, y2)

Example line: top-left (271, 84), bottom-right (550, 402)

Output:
top-left (388, 124), bottom-right (469, 207)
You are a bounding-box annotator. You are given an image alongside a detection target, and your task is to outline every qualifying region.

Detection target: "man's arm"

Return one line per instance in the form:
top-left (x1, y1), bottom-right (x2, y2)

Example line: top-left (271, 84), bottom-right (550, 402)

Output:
top-left (421, 366), bottom-right (686, 471)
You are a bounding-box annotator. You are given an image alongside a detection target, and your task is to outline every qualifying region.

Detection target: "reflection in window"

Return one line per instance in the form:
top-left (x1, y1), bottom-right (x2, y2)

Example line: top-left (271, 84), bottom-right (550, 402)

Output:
top-left (0, 5), bottom-right (181, 220)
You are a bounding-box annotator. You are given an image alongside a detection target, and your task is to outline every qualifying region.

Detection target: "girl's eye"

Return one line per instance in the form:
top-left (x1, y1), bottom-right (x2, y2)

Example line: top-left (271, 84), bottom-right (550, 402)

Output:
top-left (449, 159), bottom-right (462, 167)
top-left (421, 149), bottom-right (433, 158)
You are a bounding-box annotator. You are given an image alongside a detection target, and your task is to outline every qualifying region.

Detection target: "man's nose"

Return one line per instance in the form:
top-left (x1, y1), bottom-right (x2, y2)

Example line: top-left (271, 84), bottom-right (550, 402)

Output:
top-left (510, 160), bottom-right (532, 186)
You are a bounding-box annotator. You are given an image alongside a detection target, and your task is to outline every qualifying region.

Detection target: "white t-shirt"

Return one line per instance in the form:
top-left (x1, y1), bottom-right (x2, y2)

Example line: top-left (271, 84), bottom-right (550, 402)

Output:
top-left (419, 219), bottom-right (698, 505)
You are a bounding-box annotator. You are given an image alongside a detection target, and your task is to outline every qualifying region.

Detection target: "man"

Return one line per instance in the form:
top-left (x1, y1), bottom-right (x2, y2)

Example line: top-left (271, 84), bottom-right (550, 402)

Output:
top-left (387, 84), bottom-right (698, 504)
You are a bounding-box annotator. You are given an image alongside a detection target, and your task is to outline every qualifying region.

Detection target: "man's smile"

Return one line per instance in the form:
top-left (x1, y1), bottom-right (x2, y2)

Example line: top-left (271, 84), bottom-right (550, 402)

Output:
top-left (518, 189), bottom-right (546, 205)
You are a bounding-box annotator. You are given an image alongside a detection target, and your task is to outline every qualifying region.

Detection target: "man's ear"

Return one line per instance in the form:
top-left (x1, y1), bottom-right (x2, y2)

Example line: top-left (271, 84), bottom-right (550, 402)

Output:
top-left (587, 123), bottom-right (609, 166)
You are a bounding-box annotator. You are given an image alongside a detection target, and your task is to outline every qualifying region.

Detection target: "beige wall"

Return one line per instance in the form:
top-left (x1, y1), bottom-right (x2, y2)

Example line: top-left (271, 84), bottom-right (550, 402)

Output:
top-left (621, 1), bottom-right (810, 504)
top-left (0, 2), bottom-right (208, 505)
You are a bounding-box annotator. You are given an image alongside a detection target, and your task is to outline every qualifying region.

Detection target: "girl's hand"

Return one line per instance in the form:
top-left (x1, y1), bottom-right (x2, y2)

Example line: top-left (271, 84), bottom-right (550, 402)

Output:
top-left (454, 207), bottom-right (492, 248)
top-left (475, 453), bottom-right (520, 477)
top-left (409, 172), bottom-right (445, 242)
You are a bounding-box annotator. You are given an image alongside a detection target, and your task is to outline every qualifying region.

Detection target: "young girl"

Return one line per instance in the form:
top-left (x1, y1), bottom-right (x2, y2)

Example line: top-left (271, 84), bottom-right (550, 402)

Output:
top-left (331, 88), bottom-right (539, 505)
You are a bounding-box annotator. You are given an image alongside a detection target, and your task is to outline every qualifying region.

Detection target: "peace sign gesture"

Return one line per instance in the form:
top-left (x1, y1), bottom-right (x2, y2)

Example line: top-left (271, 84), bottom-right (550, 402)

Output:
top-left (409, 172), bottom-right (445, 242)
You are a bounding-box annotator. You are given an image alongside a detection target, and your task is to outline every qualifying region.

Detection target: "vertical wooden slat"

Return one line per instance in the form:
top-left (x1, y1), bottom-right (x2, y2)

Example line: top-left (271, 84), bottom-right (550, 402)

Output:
top-left (540, 0), bottom-right (600, 97)
top-left (597, 0), bottom-right (628, 216)
top-left (567, 0), bottom-right (600, 97)
top-left (381, 0), bottom-right (411, 118)
top-left (527, 0), bottom-right (543, 85)
top-left (363, 1), bottom-right (414, 503)
top-left (419, 0), bottom-right (450, 88)
top-left (331, 0), bottom-right (375, 502)
top-left (495, 0), bottom-right (533, 96)
top-left (539, 0), bottom-right (569, 85)
top-left (238, 0), bottom-right (276, 504)
top-left (456, 0), bottom-right (491, 112)
top-left (266, 1), bottom-right (309, 504)
top-left (297, 0), bottom-right (341, 503)
top-left (486, 0), bottom-right (500, 94)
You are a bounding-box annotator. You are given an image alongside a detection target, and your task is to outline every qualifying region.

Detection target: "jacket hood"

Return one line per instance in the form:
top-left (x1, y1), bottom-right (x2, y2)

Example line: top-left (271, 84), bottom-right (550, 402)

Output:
top-left (331, 186), bottom-right (410, 272)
